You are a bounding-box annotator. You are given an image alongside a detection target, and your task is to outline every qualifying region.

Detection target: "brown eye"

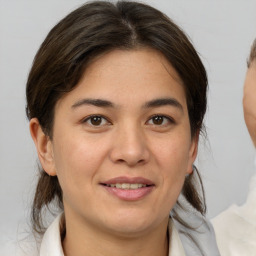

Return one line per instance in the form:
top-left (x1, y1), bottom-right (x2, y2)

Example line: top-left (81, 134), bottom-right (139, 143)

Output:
top-left (147, 115), bottom-right (174, 126)
top-left (152, 116), bottom-right (164, 125)
top-left (83, 115), bottom-right (109, 126)
top-left (90, 116), bottom-right (102, 126)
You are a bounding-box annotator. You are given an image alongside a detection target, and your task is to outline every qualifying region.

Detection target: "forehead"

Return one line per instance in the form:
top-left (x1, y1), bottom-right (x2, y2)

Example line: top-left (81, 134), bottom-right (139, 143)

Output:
top-left (245, 61), bottom-right (256, 88)
top-left (57, 48), bottom-right (187, 109)
top-left (249, 41), bottom-right (256, 66)
top-left (251, 59), bottom-right (256, 69)
top-left (83, 48), bottom-right (183, 83)
top-left (247, 60), bottom-right (256, 75)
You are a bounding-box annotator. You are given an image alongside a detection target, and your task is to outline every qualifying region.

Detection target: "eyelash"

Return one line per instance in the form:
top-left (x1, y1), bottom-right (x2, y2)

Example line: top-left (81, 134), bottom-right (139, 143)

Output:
top-left (81, 115), bottom-right (111, 127)
top-left (81, 114), bottom-right (175, 127)
top-left (147, 114), bottom-right (175, 126)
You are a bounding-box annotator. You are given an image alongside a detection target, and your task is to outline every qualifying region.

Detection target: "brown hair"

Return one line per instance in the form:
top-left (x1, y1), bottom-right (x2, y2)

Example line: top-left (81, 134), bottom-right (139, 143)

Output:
top-left (248, 39), bottom-right (256, 67)
top-left (26, 0), bottom-right (207, 235)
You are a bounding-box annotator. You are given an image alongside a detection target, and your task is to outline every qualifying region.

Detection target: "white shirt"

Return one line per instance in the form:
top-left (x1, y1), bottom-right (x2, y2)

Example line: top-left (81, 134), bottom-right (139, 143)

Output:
top-left (212, 174), bottom-right (256, 256)
top-left (212, 152), bottom-right (256, 256)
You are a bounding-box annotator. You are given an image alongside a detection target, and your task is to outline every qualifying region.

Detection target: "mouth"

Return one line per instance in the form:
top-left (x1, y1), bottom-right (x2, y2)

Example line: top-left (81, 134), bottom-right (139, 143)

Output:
top-left (100, 176), bottom-right (155, 201)
top-left (102, 183), bottom-right (152, 189)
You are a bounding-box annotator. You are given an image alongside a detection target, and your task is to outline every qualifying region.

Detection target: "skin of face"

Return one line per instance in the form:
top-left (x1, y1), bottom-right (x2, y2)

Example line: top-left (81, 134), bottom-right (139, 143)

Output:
top-left (30, 48), bottom-right (198, 255)
top-left (243, 60), bottom-right (256, 147)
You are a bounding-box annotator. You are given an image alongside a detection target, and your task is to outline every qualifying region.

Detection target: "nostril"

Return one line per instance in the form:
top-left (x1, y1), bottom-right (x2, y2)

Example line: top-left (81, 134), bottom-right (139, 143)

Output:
top-left (116, 159), bottom-right (126, 163)
top-left (116, 158), bottom-right (146, 166)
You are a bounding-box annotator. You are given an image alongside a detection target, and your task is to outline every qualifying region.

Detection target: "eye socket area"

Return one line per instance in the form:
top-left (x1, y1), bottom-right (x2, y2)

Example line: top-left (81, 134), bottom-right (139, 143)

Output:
top-left (82, 115), bottom-right (111, 127)
top-left (80, 114), bottom-right (175, 129)
top-left (146, 115), bottom-right (175, 126)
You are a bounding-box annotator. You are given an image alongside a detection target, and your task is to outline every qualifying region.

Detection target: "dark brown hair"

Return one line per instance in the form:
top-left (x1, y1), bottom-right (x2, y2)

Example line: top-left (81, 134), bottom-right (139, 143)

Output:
top-left (248, 39), bottom-right (256, 67)
top-left (26, 0), bottom-right (207, 234)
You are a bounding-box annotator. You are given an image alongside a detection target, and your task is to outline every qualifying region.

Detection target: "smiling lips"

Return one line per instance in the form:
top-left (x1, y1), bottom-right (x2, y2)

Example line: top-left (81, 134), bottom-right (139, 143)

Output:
top-left (101, 176), bottom-right (155, 201)
top-left (106, 183), bottom-right (147, 189)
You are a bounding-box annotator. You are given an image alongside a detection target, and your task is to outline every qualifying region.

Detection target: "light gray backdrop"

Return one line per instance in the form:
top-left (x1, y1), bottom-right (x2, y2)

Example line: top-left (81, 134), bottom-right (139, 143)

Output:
top-left (1, 0), bottom-right (256, 250)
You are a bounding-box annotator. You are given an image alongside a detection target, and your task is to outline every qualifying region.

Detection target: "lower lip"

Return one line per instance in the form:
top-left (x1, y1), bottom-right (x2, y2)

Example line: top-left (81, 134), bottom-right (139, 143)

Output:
top-left (103, 186), bottom-right (154, 201)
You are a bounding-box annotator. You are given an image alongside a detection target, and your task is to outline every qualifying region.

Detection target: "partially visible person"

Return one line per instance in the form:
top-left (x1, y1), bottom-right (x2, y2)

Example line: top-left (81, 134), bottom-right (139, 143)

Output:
top-left (244, 39), bottom-right (256, 147)
top-left (212, 39), bottom-right (256, 256)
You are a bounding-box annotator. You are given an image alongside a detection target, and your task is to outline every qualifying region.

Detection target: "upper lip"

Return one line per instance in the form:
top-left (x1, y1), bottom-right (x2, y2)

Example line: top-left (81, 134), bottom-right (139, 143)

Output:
top-left (101, 176), bottom-right (154, 186)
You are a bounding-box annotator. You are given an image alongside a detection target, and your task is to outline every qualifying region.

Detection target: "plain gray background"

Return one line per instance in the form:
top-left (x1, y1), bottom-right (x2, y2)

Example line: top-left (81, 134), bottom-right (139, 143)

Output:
top-left (1, 0), bottom-right (256, 250)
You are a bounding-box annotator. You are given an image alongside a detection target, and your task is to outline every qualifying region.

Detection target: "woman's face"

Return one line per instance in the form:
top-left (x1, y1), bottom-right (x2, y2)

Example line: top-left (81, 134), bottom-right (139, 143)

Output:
top-left (43, 48), bottom-right (198, 236)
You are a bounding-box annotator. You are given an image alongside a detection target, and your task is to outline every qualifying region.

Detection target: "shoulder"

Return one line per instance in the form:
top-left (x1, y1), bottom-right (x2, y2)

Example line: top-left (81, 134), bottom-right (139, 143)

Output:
top-left (212, 177), bottom-right (256, 256)
top-left (212, 206), bottom-right (256, 255)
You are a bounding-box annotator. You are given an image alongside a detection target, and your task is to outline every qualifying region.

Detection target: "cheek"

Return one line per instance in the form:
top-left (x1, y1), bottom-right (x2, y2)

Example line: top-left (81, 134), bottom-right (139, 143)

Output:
top-left (152, 133), bottom-right (192, 196)
top-left (52, 134), bottom-right (105, 191)
top-left (153, 134), bottom-right (191, 171)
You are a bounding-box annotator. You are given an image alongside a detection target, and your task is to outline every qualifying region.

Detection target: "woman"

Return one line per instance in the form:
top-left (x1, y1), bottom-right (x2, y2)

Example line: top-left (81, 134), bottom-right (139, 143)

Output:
top-left (212, 39), bottom-right (256, 255)
top-left (26, 1), bottom-right (220, 255)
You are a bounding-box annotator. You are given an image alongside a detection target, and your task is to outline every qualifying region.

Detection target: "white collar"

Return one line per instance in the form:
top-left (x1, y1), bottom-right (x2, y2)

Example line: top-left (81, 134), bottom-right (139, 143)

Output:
top-left (40, 214), bottom-right (185, 256)
top-left (168, 220), bottom-right (186, 255)
top-left (40, 214), bottom-right (64, 256)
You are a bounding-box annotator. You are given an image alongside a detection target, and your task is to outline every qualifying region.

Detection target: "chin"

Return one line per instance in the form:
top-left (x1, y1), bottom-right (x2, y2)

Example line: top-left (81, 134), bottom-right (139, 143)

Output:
top-left (102, 210), bottom-right (162, 237)
top-left (108, 222), bottom-right (152, 237)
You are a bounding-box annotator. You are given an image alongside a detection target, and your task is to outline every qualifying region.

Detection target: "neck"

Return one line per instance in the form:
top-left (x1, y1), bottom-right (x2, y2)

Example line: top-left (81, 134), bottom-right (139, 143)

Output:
top-left (62, 213), bottom-right (169, 256)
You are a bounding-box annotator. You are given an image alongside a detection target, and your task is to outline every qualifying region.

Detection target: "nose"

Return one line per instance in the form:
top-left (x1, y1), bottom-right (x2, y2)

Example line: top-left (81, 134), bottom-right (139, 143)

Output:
top-left (109, 124), bottom-right (150, 167)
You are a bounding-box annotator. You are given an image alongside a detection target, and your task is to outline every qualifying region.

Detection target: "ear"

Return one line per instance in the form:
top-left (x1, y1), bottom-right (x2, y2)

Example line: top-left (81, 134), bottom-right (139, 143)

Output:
top-left (186, 132), bottom-right (199, 175)
top-left (29, 118), bottom-right (56, 176)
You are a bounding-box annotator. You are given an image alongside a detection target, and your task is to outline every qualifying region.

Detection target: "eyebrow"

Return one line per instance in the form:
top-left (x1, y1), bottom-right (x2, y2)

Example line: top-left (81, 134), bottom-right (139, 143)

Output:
top-left (72, 98), bottom-right (115, 109)
top-left (71, 97), bottom-right (183, 111)
top-left (143, 98), bottom-right (183, 112)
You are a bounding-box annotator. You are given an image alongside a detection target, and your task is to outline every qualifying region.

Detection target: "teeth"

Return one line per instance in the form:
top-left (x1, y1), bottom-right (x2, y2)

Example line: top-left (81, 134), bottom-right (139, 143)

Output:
top-left (107, 183), bottom-right (147, 190)
top-left (116, 184), bottom-right (122, 189)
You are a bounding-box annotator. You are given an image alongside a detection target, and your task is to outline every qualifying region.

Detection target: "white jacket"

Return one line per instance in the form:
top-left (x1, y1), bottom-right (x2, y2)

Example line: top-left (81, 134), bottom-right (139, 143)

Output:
top-left (212, 152), bottom-right (256, 256)
top-left (212, 174), bottom-right (256, 256)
